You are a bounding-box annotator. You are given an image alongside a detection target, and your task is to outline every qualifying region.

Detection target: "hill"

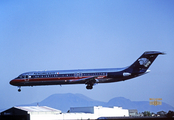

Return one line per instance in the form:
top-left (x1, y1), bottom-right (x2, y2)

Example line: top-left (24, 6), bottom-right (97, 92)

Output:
top-left (107, 97), bottom-right (174, 113)
top-left (25, 93), bottom-right (174, 113)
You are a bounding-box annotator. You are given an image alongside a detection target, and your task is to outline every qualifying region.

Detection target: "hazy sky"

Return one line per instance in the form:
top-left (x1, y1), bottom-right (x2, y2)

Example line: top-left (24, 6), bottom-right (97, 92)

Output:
top-left (0, 0), bottom-right (174, 110)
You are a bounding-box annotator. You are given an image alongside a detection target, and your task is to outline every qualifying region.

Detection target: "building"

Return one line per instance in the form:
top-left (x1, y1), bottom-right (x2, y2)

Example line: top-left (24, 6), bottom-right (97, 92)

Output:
top-left (0, 106), bottom-right (129, 120)
top-left (0, 106), bottom-right (61, 120)
top-left (70, 106), bottom-right (129, 117)
top-left (129, 109), bottom-right (144, 117)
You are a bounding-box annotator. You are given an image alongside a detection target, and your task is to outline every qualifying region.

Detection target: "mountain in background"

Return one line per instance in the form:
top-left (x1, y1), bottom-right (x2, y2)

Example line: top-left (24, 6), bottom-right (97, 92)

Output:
top-left (24, 93), bottom-right (174, 113)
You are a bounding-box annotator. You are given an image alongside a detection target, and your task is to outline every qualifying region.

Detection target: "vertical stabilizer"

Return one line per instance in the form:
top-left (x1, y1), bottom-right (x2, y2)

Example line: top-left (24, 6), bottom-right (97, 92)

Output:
top-left (125, 51), bottom-right (165, 74)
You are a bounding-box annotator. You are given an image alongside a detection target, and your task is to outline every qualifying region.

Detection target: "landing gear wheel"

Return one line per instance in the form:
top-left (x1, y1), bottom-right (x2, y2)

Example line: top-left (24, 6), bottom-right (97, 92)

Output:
top-left (18, 86), bottom-right (21, 92)
top-left (86, 85), bottom-right (93, 89)
top-left (18, 88), bottom-right (21, 92)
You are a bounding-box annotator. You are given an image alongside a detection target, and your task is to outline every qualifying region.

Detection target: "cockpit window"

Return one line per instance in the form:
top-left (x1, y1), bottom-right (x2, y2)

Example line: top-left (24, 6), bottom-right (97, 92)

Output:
top-left (16, 75), bottom-right (24, 79)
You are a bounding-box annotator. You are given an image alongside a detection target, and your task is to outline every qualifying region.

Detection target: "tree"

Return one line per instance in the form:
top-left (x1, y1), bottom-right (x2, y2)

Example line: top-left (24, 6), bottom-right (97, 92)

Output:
top-left (143, 111), bottom-right (151, 116)
top-left (157, 111), bottom-right (167, 117)
top-left (166, 110), bottom-right (174, 118)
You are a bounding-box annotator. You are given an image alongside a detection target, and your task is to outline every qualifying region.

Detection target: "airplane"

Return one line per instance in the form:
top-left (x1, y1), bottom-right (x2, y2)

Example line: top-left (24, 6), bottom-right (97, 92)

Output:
top-left (10, 51), bottom-right (164, 92)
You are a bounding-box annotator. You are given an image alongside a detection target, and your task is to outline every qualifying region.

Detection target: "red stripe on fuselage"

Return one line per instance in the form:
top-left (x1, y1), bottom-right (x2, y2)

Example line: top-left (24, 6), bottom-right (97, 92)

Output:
top-left (10, 76), bottom-right (87, 85)
top-left (10, 75), bottom-right (108, 86)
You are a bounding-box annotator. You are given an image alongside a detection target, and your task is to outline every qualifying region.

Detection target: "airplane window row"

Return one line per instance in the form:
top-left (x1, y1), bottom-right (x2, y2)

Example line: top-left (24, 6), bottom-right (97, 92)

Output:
top-left (31, 72), bottom-right (106, 78)
top-left (83, 73), bottom-right (106, 76)
top-left (33, 72), bottom-right (56, 75)
top-left (32, 72), bottom-right (106, 75)
top-left (31, 74), bottom-right (74, 78)
top-left (17, 73), bottom-right (106, 79)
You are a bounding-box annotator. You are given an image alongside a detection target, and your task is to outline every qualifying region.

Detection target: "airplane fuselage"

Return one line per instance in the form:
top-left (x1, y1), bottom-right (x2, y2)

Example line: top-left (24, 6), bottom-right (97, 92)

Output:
top-left (10, 51), bottom-right (164, 92)
top-left (10, 67), bottom-right (136, 86)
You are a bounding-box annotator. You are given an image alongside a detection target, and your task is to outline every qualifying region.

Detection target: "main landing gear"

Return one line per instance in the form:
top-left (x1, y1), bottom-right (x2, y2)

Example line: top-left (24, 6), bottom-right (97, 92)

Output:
top-left (18, 86), bottom-right (21, 92)
top-left (86, 85), bottom-right (93, 89)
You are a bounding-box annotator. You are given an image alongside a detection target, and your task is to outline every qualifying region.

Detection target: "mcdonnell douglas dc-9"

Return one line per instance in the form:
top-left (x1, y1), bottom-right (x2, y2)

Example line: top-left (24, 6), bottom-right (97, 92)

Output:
top-left (10, 51), bottom-right (164, 92)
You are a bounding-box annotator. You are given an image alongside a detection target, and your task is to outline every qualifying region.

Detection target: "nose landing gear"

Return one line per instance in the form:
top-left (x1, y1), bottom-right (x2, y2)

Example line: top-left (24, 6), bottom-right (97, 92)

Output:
top-left (18, 86), bottom-right (21, 92)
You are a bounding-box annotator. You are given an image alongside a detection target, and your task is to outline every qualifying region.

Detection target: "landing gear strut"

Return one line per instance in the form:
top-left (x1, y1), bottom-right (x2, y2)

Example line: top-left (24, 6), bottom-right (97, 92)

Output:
top-left (18, 86), bottom-right (21, 92)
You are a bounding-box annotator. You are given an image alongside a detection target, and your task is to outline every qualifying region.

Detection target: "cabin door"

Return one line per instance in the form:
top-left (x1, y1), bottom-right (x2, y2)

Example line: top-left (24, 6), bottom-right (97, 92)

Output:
top-left (74, 73), bottom-right (82, 78)
top-left (24, 75), bottom-right (29, 81)
top-left (79, 73), bottom-right (82, 78)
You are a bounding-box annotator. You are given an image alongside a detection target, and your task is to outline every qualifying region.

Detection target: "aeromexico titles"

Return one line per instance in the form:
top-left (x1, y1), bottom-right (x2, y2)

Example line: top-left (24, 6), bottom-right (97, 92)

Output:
top-left (10, 51), bottom-right (164, 92)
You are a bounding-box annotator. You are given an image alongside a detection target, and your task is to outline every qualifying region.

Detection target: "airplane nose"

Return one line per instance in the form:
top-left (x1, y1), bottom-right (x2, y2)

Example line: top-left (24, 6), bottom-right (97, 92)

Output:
top-left (10, 79), bottom-right (16, 86)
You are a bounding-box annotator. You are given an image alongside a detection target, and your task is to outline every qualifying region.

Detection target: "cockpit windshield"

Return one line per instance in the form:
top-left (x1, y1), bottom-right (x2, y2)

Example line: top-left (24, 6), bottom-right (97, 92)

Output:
top-left (16, 75), bottom-right (25, 79)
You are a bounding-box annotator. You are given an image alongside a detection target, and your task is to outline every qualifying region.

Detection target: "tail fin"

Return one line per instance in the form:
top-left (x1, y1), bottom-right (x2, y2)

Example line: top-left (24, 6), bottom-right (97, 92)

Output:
top-left (125, 51), bottom-right (165, 74)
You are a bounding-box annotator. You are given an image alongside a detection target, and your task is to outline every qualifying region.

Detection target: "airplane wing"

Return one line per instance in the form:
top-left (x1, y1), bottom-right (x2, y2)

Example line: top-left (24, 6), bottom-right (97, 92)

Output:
top-left (69, 76), bottom-right (96, 85)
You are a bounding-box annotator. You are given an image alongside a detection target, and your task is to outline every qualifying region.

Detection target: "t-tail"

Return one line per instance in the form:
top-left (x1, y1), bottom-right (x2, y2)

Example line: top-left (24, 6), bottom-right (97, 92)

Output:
top-left (125, 51), bottom-right (165, 76)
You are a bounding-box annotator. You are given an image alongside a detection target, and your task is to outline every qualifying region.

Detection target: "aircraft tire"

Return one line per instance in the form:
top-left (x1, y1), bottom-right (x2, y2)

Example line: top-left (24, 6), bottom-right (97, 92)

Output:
top-left (18, 89), bottom-right (21, 92)
top-left (86, 85), bottom-right (93, 89)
